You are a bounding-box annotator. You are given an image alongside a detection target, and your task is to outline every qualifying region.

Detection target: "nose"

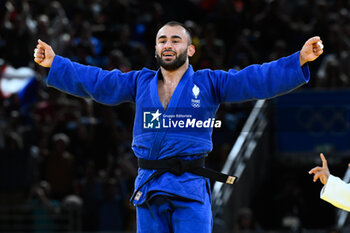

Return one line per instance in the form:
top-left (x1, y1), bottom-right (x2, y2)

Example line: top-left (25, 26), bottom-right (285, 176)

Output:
top-left (164, 40), bottom-right (173, 49)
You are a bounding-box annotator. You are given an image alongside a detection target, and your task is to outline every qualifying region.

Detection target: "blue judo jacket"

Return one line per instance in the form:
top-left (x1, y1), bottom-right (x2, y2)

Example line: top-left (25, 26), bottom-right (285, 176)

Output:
top-left (46, 52), bottom-right (309, 205)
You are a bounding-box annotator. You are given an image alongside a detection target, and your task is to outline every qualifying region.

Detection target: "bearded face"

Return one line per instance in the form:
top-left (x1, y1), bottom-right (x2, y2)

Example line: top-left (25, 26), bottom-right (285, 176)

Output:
top-left (155, 25), bottom-right (195, 71)
top-left (155, 48), bottom-right (188, 71)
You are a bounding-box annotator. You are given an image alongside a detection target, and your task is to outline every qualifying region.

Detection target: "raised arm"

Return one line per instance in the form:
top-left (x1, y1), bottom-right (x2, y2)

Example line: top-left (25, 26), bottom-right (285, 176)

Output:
top-left (33, 39), bottom-right (139, 105)
top-left (210, 36), bottom-right (324, 103)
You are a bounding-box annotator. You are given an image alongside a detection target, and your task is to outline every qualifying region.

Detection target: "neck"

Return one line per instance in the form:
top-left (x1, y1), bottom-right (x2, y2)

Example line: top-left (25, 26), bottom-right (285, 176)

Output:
top-left (160, 61), bottom-right (189, 84)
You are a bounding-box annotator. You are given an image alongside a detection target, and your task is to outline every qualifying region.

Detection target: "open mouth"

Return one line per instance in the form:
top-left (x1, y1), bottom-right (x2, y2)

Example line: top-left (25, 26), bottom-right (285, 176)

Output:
top-left (162, 50), bottom-right (176, 58)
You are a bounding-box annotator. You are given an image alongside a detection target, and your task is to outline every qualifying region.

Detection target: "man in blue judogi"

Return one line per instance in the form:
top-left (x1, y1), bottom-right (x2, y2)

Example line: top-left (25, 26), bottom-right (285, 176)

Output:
top-left (34, 21), bottom-right (323, 233)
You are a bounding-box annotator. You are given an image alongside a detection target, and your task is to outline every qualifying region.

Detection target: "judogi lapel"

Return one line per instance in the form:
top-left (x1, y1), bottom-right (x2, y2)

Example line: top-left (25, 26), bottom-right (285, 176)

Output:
top-left (149, 66), bottom-right (194, 158)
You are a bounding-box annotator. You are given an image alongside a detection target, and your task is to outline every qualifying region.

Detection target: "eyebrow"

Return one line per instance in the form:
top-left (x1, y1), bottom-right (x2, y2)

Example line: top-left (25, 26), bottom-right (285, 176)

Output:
top-left (157, 35), bottom-right (183, 40)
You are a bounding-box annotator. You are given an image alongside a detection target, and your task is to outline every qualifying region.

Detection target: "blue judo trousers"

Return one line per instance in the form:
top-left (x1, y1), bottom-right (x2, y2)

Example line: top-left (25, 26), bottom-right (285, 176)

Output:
top-left (46, 52), bottom-right (310, 233)
top-left (137, 194), bottom-right (212, 233)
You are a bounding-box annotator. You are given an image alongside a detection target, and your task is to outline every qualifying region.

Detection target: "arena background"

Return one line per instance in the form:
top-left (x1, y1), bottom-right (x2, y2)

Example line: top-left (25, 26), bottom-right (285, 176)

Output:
top-left (0, 0), bottom-right (349, 232)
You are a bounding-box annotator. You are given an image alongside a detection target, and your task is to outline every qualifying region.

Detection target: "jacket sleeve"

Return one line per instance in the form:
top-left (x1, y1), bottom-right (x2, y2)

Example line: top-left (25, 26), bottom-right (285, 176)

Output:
top-left (320, 174), bottom-right (350, 212)
top-left (211, 51), bottom-right (310, 103)
top-left (46, 55), bottom-right (139, 105)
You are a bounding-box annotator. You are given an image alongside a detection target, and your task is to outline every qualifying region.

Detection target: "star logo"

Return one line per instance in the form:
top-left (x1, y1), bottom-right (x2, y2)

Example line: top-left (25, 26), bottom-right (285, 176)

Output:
top-left (151, 109), bottom-right (162, 122)
top-left (143, 109), bottom-right (162, 129)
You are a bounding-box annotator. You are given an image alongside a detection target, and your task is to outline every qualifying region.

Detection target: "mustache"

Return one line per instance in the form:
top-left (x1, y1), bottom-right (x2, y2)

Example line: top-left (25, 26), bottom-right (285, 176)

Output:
top-left (161, 50), bottom-right (176, 56)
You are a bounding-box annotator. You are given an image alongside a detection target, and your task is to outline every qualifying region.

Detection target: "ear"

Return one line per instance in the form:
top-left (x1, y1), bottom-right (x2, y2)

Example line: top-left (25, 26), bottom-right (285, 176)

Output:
top-left (187, 44), bottom-right (195, 57)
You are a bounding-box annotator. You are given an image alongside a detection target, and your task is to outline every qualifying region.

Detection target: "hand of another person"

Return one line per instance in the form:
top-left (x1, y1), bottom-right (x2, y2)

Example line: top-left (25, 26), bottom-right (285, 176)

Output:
top-left (309, 153), bottom-right (330, 185)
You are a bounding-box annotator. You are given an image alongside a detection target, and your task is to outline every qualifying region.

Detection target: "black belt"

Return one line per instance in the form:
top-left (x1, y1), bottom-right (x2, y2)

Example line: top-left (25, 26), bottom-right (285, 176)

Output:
top-left (131, 157), bottom-right (237, 202)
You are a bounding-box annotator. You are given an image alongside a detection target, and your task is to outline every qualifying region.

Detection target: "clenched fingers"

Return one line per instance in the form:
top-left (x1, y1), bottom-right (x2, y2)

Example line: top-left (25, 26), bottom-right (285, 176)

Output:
top-left (312, 40), bottom-right (324, 56)
top-left (306, 36), bottom-right (321, 45)
top-left (34, 48), bottom-right (45, 63)
top-left (306, 36), bottom-right (323, 48)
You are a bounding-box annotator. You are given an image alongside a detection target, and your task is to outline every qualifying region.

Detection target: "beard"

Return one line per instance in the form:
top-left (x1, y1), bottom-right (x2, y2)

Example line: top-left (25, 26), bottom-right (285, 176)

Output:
top-left (156, 49), bottom-right (188, 71)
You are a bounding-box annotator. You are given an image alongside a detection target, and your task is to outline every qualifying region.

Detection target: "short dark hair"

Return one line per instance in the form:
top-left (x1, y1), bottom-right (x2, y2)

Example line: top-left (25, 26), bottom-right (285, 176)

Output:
top-left (162, 21), bottom-right (193, 45)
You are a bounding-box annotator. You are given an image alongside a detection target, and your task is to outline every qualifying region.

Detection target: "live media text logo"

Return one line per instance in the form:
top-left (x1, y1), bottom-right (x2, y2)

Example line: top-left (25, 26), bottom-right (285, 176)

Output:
top-left (143, 109), bottom-right (221, 130)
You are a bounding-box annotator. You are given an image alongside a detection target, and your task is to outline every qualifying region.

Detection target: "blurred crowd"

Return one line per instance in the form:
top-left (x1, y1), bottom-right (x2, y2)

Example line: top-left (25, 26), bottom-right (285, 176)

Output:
top-left (0, 0), bottom-right (350, 232)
